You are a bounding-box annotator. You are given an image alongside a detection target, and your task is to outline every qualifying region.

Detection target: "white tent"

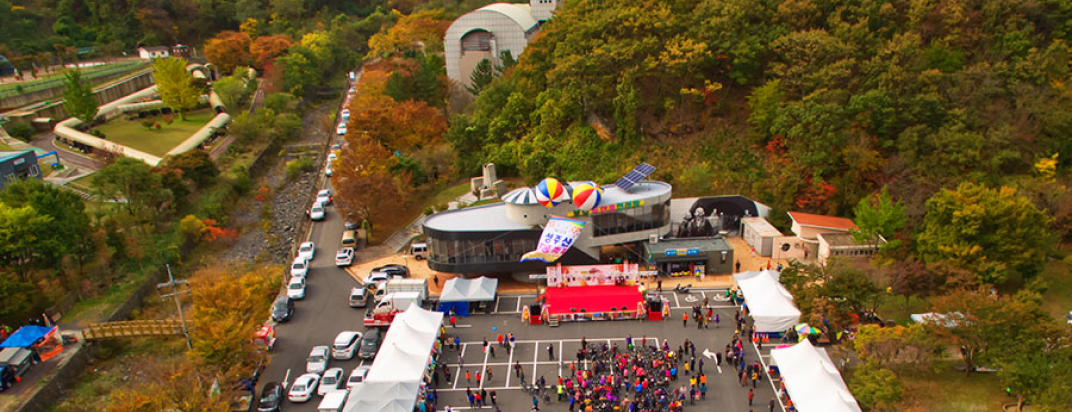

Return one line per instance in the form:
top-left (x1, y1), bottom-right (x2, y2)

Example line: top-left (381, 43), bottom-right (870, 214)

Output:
top-left (770, 340), bottom-right (862, 412)
top-left (732, 270), bottom-right (801, 332)
top-left (343, 305), bottom-right (443, 412)
top-left (439, 276), bottom-right (498, 302)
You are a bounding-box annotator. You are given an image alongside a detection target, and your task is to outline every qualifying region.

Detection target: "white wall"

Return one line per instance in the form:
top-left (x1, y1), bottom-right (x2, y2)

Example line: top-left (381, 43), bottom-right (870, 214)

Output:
top-left (445, 8), bottom-right (532, 88)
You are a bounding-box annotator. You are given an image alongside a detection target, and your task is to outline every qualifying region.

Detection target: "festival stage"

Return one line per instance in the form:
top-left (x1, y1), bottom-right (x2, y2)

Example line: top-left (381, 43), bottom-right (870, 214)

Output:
top-left (543, 285), bottom-right (643, 316)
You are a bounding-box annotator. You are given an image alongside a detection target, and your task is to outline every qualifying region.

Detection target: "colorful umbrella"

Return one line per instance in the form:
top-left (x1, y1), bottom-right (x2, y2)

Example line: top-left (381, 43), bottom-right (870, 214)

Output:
top-left (794, 323), bottom-right (819, 336)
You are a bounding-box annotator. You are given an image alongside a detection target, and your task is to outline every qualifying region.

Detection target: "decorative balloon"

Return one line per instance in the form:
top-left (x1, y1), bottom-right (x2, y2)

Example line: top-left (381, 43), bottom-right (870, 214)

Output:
top-left (534, 177), bottom-right (566, 208)
top-left (571, 182), bottom-right (603, 211)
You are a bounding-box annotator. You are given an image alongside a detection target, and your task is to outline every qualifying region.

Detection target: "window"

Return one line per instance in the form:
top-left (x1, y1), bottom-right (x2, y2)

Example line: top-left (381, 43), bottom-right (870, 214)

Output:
top-left (592, 201), bottom-right (669, 237)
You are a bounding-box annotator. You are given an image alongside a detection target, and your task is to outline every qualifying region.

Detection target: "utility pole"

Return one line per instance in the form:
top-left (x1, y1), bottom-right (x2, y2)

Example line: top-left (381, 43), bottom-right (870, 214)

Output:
top-left (157, 264), bottom-right (193, 350)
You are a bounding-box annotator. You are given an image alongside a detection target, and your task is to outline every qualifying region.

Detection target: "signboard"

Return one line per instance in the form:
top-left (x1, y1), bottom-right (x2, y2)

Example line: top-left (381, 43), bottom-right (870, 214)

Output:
top-left (520, 216), bottom-right (586, 263)
top-left (528, 274), bottom-right (548, 280)
top-left (665, 248), bottom-right (701, 257)
top-left (567, 200), bottom-right (645, 217)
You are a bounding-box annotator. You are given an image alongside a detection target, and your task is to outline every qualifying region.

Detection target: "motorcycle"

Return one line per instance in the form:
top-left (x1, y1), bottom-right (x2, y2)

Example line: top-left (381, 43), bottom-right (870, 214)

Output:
top-left (674, 283), bottom-right (692, 294)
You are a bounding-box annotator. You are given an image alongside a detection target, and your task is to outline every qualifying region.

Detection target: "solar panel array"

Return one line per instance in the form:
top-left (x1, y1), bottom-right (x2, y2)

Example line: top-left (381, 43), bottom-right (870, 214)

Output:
top-left (615, 163), bottom-right (657, 192)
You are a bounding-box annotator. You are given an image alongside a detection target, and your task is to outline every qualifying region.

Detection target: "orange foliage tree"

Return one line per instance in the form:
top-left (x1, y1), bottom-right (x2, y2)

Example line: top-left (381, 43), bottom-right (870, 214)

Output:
top-left (367, 10), bottom-right (450, 58)
top-left (332, 132), bottom-right (410, 229)
top-left (249, 34), bottom-right (293, 70)
top-left (346, 70), bottom-right (447, 151)
top-left (204, 31), bottom-right (252, 73)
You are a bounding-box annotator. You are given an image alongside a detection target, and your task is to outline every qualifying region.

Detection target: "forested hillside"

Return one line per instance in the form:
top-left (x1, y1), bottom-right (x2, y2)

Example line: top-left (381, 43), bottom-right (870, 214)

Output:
top-left (452, 0), bottom-right (1072, 227)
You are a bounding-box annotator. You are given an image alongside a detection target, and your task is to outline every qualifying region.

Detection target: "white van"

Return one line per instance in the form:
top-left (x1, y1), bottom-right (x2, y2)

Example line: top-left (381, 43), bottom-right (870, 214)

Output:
top-left (409, 242), bottom-right (428, 260)
top-left (349, 286), bottom-right (368, 308)
top-left (317, 389), bottom-right (349, 412)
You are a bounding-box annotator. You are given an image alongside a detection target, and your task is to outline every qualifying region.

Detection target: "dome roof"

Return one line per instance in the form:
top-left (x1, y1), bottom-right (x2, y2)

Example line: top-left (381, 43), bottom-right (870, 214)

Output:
top-left (502, 187), bottom-right (539, 205)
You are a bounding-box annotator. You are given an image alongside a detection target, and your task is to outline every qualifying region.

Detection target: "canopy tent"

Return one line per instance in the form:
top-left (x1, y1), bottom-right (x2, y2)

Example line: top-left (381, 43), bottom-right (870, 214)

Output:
top-left (732, 270), bottom-right (801, 332)
top-left (345, 305), bottom-right (443, 412)
top-left (0, 325), bottom-right (55, 348)
top-left (770, 340), bottom-right (862, 412)
top-left (437, 276), bottom-right (498, 317)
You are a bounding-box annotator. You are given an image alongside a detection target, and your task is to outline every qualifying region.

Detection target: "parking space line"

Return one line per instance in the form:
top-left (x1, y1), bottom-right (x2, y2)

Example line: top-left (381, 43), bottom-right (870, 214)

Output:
top-left (516, 297), bottom-right (522, 313)
top-left (752, 340), bottom-right (786, 412)
top-left (673, 292), bottom-right (681, 308)
top-left (504, 342), bottom-right (514, 387)
top-left (494, 297), bottom-right (501, 312)
top-left (558, 341), bottom-right (564, 376)
top-left (531, 340), bottom-right (538, 383)
top-left (479, 342), bottom-right (490, 389)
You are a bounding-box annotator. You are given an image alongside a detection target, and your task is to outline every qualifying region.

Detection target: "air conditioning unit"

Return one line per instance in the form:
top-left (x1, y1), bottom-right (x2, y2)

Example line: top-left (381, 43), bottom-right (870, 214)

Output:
top-left (649, 234), bottom-right (659, 244)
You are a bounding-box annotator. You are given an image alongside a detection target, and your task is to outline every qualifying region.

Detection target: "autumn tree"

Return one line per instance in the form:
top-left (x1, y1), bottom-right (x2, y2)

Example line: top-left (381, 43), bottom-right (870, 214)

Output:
top-left (347, 75), bottom-right (447, 152)
top-left (0, 202), bottom-right (52, 281)
top-left (853, 324), bottom-right (940, 371)
top-left (917, 182), bottom-right (1052, 285)
top-left (189, 266), bottom-right (278, 371)
top-left (851, 186), bottom-right (905, 249)
top-left (249, 34), bottom-right (293, 70)
top-left (151, 57), bottom-right (202, 120)
top-left (367, 10), bottom-right (449, 58)
top-left (105, 358), bottom-right (235, 412)
top-left (848, 361), bottom-right (903, 412)
top-left (332, 133), bottom-right (410, 229)
top-left (204, 31), bottom-right (252, 73)
top-left (92, 157), bottom-right (171, 220)
top-left (61, 69), bottom-right (99, 124)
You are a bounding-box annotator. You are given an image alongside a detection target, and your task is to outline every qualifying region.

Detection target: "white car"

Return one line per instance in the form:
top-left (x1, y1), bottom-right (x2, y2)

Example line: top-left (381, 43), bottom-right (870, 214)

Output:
top-left (340, 109), bottom-right (350, 122)
top-left (318, 368), bottom-right (345, 396)
top-left (290, 257), bottom-right (309, 278)
top-left (310, 202), bottom-right (326, 221)
top-left (336, 122), bottom-right (347, 135)
top-left (325, 164), bottom-right (333, 177)
top-left (287, 277), bottom-right (306, 300)
top-left (298, 241), bottom-right (315, 261)
top-left (367, 272), bottom-right (389, 290)
top-left (288, 373), bottom-right (320, 403)
top-left (332, 331), bottom-right (362, 360)
top-left (335, 248), bottom-right (354, 267)
top-left (346, 365), bottom-right (371, 390)
top-left (317, 189), bottom-right (333, 205)
top-left (307, 345), bottom-right (330, 374)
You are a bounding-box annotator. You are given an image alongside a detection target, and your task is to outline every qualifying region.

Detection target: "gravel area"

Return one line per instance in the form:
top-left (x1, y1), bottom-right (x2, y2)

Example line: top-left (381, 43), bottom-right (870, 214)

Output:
top-left (217, 102), bottom-right (334, 265)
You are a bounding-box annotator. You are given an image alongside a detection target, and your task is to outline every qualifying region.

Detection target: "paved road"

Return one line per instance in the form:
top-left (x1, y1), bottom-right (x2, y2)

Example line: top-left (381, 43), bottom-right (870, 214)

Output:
top-left (30, 134), bottom-right (102, 171)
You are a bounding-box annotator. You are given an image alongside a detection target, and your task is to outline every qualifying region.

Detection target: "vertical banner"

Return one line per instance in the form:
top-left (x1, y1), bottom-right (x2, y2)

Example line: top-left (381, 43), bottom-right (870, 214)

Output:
top-left (521, 216), bottom-right (586, 263)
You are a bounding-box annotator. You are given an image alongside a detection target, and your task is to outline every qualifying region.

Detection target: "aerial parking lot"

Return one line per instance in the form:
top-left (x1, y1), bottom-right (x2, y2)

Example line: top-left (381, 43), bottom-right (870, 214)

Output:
top-left (429, 291), bottom-right (780, 412)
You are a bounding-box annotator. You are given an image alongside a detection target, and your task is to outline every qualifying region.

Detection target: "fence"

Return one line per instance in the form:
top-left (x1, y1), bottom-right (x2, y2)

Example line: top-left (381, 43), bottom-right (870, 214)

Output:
top-left (0, 61), bottom-right (148, 99)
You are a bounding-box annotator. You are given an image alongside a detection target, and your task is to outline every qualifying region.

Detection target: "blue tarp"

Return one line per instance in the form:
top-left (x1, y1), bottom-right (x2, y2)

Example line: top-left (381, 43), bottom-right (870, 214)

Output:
top-left (437, 301), bottom-right (469, 317)
top-left (0, 325), bottom-right (54, 348)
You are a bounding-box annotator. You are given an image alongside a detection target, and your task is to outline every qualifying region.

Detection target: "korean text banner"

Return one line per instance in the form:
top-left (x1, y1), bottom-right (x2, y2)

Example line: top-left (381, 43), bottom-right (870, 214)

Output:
top-left (521, 216), bottom-right (586, 263)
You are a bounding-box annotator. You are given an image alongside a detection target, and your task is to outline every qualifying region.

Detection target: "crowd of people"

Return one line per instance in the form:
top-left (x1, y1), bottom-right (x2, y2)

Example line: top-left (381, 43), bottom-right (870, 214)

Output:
top-left (427, 304), bottom-right (782, 412)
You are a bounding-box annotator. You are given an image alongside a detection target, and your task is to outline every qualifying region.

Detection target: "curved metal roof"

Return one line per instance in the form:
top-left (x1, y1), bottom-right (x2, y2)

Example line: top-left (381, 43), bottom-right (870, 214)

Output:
top-left (477, 3), bottom-right (538, 31)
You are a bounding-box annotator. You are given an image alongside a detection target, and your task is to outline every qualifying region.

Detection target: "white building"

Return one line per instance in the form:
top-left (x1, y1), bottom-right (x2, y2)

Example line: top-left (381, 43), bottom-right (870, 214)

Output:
top-left (444, 0), bottom-right (561, 88)
top-left (137, 46), bottom-right (170, 60)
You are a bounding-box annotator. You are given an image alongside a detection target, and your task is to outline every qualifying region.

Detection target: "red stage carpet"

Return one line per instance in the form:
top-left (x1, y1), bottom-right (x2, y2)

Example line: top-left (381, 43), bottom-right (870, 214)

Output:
top-left (543, 285), bottom-right (642, 315)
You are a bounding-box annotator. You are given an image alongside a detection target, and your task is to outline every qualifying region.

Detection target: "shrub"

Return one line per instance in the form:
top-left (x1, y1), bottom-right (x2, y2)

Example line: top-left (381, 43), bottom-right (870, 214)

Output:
top-left (141, 119), bottom-right (155, 130)
top-left (162, 113), bottom-right (175, 125)
top-left (285, 156), bottom-right (314, 180)
top-left (423, 207), bottom-right (434, 215)
top-left (4, 122), bottom-right (34, 141)
top-left (90, 129), bottom-right (106, 139)
top-left (153, 122), bottom-right (161, 130)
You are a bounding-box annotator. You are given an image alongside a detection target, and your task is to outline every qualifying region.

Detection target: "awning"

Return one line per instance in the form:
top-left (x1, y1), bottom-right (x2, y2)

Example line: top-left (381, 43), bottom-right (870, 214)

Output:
top-left (732, 270), bottom-right (801, 332)
top-left (344, 306), bottom-right (443, 412)
top-left (770, 340), bottom-right (862, 412)
top-left (0, 325), bottom-right (55, 348)
top-left (439, 276), bottom-right (498, 302)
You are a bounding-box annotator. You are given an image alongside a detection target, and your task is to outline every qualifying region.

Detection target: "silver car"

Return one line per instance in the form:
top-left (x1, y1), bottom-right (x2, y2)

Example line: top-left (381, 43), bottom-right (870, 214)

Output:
top-left (306, 345), bottom-right (329, 374)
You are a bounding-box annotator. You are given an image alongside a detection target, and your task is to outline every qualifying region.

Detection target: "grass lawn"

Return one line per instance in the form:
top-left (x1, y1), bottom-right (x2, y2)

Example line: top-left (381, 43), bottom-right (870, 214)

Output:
top-left (876, 294), bottom-right (931, 325)
top-left (898, 361), bottom-right (1008, 412)
top-left (1039, 257), bottom-right (1072, 319)
top-left (92, 109), bottom-right (216, 157)
top-left (0, 141), bottom-right (12, 151)
top-left (67, 173), bottom-right (95, 191)
top-left (423, 181), bottom-right (472, 209)
top-left (63, 270), bottom-right (152, 327)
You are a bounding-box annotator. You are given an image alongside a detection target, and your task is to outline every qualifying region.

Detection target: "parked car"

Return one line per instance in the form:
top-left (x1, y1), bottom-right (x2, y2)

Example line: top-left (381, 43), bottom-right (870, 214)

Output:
top-left (341, 230), bottom-right (358, 247)
top-left (286, 277), bottom-right (306, 300)
top-left (370, 264), bottom-right (409, 279)
top-left (358, 328), bottom-right (381, 360)
top-left (309, 202), bottom-right (326, 221)
top-left (256, 381), bottom-right (283, 412)
top-left (307, 346), bottom-right (330, 373)
top-left (298, 241), bottom-right (316, 261)
top-left (366, 272), bottom-right (389, 291)
top-left (290, 257), bottom-right (309, 278)
top-left (331, 331), bottom-right (362, 360)
top-left (335, 248), bottom-right (354, 267)
top-left (317, 189), bottom-right (333, 205)
top-left (0, 366), bottom-right (15, 392)
top-left (346, 366), bottom-right (371, 390)
top-left (0, 347), bottom-right (37, 380)
top-left (409, 242), bottom-right (428, 260)
top-left (340, 109), bottom-right (350, 122)
top-left (318, 368), bottom-right (345, 396)
top-left (287, 373), bottom-right (320, 403)
top-left (327, 153), bottom-right (337, 164)
top-left (324, 164), bottom-right (333, 177)
top-left (270, 296), bottom-right (294, 322)
top-left (349, 286), bottom-right (368, 308)
top-left (344, 220), bottom-right (360, 230)
top-left (336, 122), bottom-right (347, 135)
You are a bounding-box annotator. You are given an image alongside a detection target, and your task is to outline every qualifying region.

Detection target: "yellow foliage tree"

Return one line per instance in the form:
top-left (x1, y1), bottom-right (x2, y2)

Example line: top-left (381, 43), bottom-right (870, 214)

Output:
top-left (189, 266), bottom-right (279, 371)
top-left (367, 10), bottom-right (450, 58)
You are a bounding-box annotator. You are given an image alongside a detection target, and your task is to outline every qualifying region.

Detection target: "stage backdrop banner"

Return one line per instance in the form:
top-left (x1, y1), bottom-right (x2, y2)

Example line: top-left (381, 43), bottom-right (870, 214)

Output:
top-left (521, 216), bottom-right (586, 263)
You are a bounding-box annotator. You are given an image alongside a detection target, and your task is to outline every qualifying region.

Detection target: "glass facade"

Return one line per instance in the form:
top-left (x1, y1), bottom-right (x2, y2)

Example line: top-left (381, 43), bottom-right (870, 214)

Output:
top-left (428, 236), bottom-right (538, 265)
top-left (592, 199), bottom-right (671, 237)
